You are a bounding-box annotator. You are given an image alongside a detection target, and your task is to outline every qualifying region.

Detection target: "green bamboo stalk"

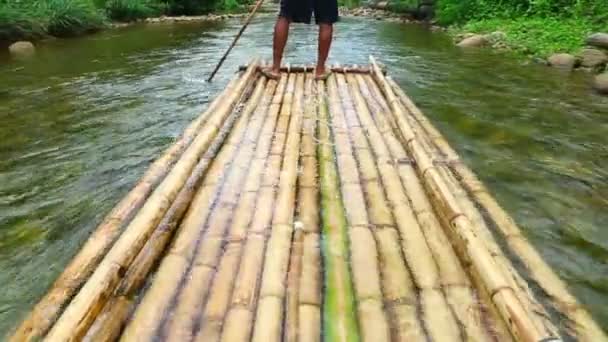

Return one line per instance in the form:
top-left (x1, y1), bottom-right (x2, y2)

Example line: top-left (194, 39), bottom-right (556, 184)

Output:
top-left (316, 78), bottom-right (360, 342)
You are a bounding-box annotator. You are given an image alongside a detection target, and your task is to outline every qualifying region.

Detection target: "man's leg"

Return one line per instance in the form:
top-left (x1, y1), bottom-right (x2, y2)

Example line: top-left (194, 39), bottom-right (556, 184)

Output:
top-left (316, 23), bottom-right (333, 77)
top-left (270, 17), bottom-right (290, 76)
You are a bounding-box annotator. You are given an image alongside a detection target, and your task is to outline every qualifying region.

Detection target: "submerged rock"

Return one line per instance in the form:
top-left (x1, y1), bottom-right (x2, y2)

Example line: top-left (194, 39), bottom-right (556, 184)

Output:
top-left (586, 33), bottom-right (608, 50)
top-left (593, 73), bottom-right (608, 94)
top-left (547, 53), bottom-right (577, 70)
top-left (578, 48), bottom-right (608, 68)
top-left (8, 41), bottom-right (35, 58)
top-left (456, 34), bottom-right (487, 48)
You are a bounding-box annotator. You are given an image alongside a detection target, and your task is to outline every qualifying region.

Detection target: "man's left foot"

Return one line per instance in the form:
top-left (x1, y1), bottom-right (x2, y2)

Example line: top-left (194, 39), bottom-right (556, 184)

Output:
top-left (314, 68), bottom-right (332, 81)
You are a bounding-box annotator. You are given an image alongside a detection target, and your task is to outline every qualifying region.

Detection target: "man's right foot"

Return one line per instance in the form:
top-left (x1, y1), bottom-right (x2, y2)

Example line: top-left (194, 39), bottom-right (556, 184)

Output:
top-left (261, 67), bottom-right (280, 80)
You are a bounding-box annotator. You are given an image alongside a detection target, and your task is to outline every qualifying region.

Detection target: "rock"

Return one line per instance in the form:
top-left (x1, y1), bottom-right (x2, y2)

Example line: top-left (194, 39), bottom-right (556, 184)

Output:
top-left (586, 33), bottom-right (608, 49)
top-left (456, 35), bottom-right (487, 48)
top-left (578, 48), bottom-right (608, 68)
top-left (8, 41), bottom-right (35, 58)
top-left (376, 1), bottom-right (389, 10)
top-left (547, 53), bottom-right (577, 69)
top-left (593, 73), bottom-right (608, 94)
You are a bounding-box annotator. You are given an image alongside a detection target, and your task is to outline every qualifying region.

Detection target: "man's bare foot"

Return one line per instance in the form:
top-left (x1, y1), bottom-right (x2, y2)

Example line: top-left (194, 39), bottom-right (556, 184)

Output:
top-left (261, 67), bottom-right (280, 80)
top-left (315, 67), bottom-right (331, 81)
top-left (314, 66), bottom-right (332, 81)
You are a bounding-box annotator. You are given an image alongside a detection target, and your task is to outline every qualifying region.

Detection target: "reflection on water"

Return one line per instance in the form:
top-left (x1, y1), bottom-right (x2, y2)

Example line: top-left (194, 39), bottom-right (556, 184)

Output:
top-left (0, 15), bottom-right (607, 335)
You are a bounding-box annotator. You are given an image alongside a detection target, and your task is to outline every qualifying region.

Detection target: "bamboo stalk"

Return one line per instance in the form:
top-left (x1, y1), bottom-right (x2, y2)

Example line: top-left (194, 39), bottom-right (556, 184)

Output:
top-left (328, 73), bottom-right (398, 341)
top-left (386, 76), bottom-right (607, 342)
top-left (282, 73), bottom-right (314, 342)
top-left (9, 73), bottom-right (249, 342)
top-left (250, 73), bottom-right (304, 342)
top-left (370, 56), bottom-right (552, 342)
top-left (119, 70), bottom-right (279, 342)
top-left (354, 73), bottom-right (507, 341)
top-left (43, 61), bottom-right (259, 342)
top-left (194, 77), bottom-right (300, 342)
top-left (316, 77), bottom-right (360, 342)
top-left (237, 65), bottom-right (383, 74)
top-left (379, 72), bottom-right (559, 339)
top-left (219, 74), bottom-right (293, 342)
top-left (164, 74), bottom-right (293, 342)
top-left (335, 73), bottom-right (461, 342)
top-left (81, 78), bottom-right (267, 342)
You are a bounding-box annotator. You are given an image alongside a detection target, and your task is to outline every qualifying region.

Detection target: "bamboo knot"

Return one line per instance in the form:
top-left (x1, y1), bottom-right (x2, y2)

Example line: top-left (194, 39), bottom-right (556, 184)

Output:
top-left (489, 285), bottom-right (516, 301)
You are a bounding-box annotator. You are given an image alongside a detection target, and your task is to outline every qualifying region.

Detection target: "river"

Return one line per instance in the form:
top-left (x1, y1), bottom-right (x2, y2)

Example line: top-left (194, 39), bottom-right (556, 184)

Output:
top-left (0, 14), bottom-right (607, 335)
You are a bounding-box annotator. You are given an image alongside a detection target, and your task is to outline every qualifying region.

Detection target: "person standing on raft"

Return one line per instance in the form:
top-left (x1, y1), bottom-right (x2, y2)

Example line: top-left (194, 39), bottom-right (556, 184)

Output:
top-left (262, 0), bottom-right (338, 81)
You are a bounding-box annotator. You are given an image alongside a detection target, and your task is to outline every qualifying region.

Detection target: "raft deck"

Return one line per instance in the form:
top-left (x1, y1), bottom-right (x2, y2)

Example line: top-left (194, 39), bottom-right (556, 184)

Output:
top-left (10, 59), bottom-right (607, 342)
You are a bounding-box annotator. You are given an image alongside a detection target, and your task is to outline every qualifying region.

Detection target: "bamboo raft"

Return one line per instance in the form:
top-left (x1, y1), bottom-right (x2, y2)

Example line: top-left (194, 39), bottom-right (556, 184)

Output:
top-left (10, 59), bottom-right (607, 342)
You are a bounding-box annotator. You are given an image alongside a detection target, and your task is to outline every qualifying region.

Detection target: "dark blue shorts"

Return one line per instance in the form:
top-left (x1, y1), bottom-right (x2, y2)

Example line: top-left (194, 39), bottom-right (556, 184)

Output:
top-left (279, 0), bottom-right (339, 24)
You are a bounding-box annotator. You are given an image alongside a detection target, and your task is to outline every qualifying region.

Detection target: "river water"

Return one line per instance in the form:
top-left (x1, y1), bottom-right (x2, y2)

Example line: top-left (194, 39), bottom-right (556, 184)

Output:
top-left (0, 14), bottom-right (607, 335)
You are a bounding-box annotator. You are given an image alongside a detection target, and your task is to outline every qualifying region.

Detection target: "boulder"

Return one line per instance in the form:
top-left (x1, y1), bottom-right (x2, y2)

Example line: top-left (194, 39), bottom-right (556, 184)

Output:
top-left (593, 73), bottom-right (608, 94)
top-left (578, 48), bottom-right (608, 68)
top-left (547, 53), bottom-right (577, 69)
top-left (8, 41), bottom-right (35, 58)
top-left (586, 33), bottom-right (608, 50)
top-left (456, 34), bottom-right (487, 48)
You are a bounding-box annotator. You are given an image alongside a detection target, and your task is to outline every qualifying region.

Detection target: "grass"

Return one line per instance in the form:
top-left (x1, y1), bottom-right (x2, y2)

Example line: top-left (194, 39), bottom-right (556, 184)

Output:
top-left (0, 0), bottom-right (252, 45)
top-left (451, 16), bottom-right (597, 57)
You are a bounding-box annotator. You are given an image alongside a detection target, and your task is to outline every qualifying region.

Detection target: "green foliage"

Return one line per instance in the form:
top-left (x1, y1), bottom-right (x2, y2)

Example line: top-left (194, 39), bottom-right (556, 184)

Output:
top-left (438, 0), bottom-right (608, 57)
top-left (38, 0), bottom-right (106, 36)
top-left (0, 0), bottom-right (106, 42)
top-left (436, 0), bottom-right (608, 25)
top-left (338, 0), bottom-right (360, 9)
top-left (460, 17), bottom-right (594, 56)
top-left (103, 0), bottom-right (165, 21)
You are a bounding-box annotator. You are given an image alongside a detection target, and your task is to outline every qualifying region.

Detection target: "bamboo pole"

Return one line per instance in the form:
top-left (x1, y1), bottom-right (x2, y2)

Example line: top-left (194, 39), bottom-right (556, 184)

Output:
top-left (379, 72), bottom-right (559, 339)
top-left (334, 73), bottom-right (461, 342)
top-left (250, 73), bottom-right (304, 342)
top-left (316, 76), bottom-right (360, 342)
top-left (237, 65), bottom-right (385, 75)
top-left (356, 73), bottom-right (512, 341)
top-left (282, 73), bottom-right (314, 342)
top-left (326, 73), bottom-right (391, 342)
top-left (43, 61), bottom-right (259, 342)
top-left (81, 78), bottom-right (268, 342)
top-left (119, 71), bottom-right (280, 342)
top-left (164, 74), bottom-right (292, 342)
top-left (9, 74), bottom-right (247, 342)
top-left (218, 73), bottom-right (292, 342)
top-left (386, 76), bottom-right (607, 342)
top-left (370, 56), bottom-right (553, 342)
top-left (193, 74), bottom-right (298, 342)
top-left (295, 73), bottom-right (321, 342)
top-left (207, 0), bottom-right (265, 82)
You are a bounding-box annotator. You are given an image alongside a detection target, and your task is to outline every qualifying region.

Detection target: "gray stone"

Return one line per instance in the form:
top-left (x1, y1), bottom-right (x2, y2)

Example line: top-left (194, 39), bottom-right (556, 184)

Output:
top-left (8, 41), bottom-right (35, 58)
top-left (547, 53), bottom-right (577, 69)
top-left (456, 34), bottom-right (487, 48)
top-left (586, 33), bottom-right (608, 49)
top-left (578, 48), bottom-right (608, 68)
top-left (593, 73), bottom-right (608, 94)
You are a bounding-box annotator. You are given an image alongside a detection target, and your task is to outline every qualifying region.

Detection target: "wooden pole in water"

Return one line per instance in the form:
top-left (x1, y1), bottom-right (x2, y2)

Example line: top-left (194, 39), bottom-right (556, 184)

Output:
top-left (385, 77), bottom-right (608, 342)
top-left (8, 75), bottom-right (243, 342)
top-left (43, 61), bottom-right (259, 341)
top-left (369, 56), bottom-right (551, 342)
top-left (207, 0), bottom-right (265, 82)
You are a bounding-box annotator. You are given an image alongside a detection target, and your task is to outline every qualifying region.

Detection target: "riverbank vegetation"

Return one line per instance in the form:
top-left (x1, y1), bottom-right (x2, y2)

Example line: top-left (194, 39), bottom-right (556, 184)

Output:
top-left (0, 0), bottom-right (251, 44)
top-left (436, 0), bottom-right (608, 57)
